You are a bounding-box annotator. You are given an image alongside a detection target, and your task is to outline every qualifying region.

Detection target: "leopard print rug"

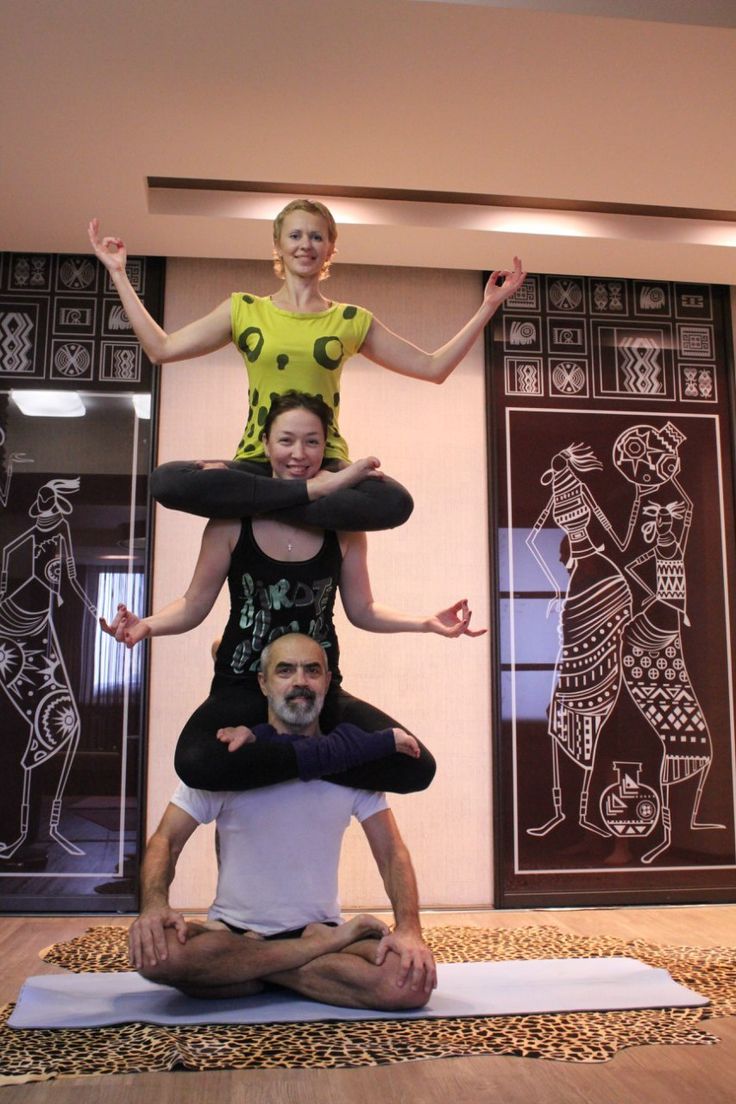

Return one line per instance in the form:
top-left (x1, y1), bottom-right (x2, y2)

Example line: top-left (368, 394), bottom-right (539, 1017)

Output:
top-left (1, 924), bottom-right (734, 1083)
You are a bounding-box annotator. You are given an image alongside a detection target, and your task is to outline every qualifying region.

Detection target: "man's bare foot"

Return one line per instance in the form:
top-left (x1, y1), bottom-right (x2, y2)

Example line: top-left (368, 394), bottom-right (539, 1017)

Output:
top-left (183, 919), bottom-right (219, 938)
top-left (307, 457), bottom-right (382, 500)
top-left (302, 914), bottom-right (388, 953)
top-left (393, 728), bottom-right (420, 758)
top-left (191, 919), bottom-right (266, 941)
top-left (198, 919), bottom-right (235, 933)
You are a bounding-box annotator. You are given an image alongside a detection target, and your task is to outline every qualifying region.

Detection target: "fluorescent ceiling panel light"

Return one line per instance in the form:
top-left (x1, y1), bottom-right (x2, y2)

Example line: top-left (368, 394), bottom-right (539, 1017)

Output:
top-left (11, 390), bottom-right (85, 417)
top-left (132, 394), bottom-right (151, 420)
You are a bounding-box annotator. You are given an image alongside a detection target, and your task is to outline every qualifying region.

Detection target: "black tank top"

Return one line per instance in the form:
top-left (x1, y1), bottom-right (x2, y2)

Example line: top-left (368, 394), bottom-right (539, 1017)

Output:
top-left (214, 519), bottom-right (342, 681)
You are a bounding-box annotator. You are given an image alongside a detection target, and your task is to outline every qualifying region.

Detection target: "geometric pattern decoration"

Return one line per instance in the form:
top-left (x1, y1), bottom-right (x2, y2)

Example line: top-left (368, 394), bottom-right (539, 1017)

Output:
top-left (503, 316), bottom-right (543, 353)
top-left (0, 309), bottom-right (36, 374)
top-left (101, 342), bottom-right (142, 383)
top-left (50, 340), bottom-right (94, 381)
top-left (619, 333), bottom-right (664, 393)
top-left (593, 324), bottom-right (674, 399)
top-left (505, 357), bottom-right (543, 396)
top-left (0, 252), bottom-right (164, 391)
top-left (494, 272), bottom-right (725, 405)
top-left (503, 275), bottom-right (540, 312)
top-left (675, 284), bottom-right (713, 320)
top-left (678, 324), bottom-right (714, 359)
top-left (589, 278), bottom-right (627, 315)
top-left (547, 317), bottom-right (587, 355)
top-left (546, 276), bottom-right (585, 314)
top-left (549, 358), bottom-right (589, 397)
top-left (679, 365), bottom-right (716, 403)
top-left (633, 281), bottom-right (671, 317)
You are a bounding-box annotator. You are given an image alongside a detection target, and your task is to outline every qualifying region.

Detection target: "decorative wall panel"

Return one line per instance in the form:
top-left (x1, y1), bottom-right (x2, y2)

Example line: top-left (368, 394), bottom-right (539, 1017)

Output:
top-left (487, 275), bottom-right (736, 907)
top-left (0, 252), bottom-right (163, 911)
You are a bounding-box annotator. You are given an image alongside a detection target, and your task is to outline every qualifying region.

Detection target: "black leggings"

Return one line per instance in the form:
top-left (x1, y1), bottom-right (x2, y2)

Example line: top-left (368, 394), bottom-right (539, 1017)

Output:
top-left (174, 679), bottom-right (436, 794)
top-left (151, 459), bottom-right (413, 532)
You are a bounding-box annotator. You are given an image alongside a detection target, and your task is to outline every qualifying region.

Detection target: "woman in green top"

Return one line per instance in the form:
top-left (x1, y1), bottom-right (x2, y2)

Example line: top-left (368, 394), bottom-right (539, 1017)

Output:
top-left (88, 200), bottom-right (525, 530)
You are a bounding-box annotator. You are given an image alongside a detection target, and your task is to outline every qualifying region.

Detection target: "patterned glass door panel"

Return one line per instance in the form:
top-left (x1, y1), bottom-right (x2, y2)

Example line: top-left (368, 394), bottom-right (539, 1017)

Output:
top-left (0, 251), bottom-right (162, 911)
top-left (488, 276), bottom-right (736, 907)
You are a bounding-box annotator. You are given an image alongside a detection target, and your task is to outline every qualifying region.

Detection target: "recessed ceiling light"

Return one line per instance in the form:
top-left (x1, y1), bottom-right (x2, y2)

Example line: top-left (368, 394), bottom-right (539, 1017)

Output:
top-left (11, 390), bottom-right (85, 417)
top-left (132, 394), bottom-right (151, 420)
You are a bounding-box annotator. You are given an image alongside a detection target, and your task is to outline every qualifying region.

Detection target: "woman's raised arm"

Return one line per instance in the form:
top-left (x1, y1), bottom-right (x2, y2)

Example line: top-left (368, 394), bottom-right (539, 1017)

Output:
top-left (360, 257), bottom-right (526, 384)
top-left (88, 219), bottom-right (232, 364)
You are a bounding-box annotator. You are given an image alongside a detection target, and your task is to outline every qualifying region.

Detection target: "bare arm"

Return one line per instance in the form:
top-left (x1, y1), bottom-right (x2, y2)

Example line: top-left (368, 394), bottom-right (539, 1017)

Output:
top-left (100, 519), bottom-right (238, 646)
top-left (129, 803), bottom-right (199, 969)
top-left (360, 258), bottom-right (525, 384)
top-left (88, 220), bottom-right (232, 363)
top-left (338, 531), bottom-right (485, 637)
top-left (362, 809), bottom-right (436, 993)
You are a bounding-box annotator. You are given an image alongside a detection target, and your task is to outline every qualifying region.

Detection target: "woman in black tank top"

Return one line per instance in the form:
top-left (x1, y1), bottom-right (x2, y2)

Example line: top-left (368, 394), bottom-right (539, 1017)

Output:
top-left (101, 393), bottom-right (484, 794)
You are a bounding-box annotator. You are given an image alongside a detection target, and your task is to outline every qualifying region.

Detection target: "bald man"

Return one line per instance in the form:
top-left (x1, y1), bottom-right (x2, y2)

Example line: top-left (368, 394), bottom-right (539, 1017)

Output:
top-left (130, 633), bottom-right (435, 1010)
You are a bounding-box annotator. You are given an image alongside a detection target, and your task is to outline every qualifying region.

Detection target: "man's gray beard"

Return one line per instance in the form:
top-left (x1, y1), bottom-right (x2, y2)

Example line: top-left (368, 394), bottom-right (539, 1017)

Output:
top-left (274, 692), bottom-right (324, 728)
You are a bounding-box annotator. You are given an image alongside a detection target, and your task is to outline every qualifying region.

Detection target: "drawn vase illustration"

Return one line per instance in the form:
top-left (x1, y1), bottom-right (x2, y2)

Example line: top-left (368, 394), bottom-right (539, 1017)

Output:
top-left (599, 762), bottom-right (660, 838)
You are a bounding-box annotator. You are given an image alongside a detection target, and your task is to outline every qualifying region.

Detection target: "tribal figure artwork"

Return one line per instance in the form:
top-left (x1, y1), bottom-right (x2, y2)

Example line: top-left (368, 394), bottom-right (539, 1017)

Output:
top-left (525, 443), bottom-right (649, 839)
top-left (0, 478), bottom-right (97, 859)
top-left (616, 423), bottom-right (724, 863)
top-left (524, 419), bottom-right (724, 863)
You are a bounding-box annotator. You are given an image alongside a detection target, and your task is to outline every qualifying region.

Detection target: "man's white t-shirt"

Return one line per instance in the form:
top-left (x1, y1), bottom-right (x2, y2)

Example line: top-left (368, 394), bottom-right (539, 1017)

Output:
top-left (172, 779), bottom-right (388, 936)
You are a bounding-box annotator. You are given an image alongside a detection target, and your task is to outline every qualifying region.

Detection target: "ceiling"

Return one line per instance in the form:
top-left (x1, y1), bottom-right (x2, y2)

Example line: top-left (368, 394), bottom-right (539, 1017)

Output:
top-left (2, 0), bottom-right (735, 282)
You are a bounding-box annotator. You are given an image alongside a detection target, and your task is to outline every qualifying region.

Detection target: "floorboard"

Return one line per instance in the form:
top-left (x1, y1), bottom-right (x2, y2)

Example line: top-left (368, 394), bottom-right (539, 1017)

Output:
top-left (1, 906), bottom-right (735, 1103)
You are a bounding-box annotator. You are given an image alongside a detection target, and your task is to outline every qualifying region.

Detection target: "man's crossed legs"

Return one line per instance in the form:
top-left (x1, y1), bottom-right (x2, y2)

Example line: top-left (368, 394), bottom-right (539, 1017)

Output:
top-left (138, 914), bottom-right (433, 1011)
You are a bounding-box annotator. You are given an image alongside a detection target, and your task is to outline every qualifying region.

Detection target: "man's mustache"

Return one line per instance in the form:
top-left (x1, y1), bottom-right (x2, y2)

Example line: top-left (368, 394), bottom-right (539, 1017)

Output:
top-left (286, 686), bottom-right (316, 704)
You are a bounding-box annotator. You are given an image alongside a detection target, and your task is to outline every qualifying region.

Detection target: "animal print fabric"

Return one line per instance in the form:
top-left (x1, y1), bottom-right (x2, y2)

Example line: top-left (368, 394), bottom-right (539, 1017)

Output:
top-left (2, 924), bottom-right (733, 1083)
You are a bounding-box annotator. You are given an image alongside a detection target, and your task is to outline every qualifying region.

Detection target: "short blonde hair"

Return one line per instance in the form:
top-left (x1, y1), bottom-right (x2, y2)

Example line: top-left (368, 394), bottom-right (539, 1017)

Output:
top-left (272, 199), bottom-right (338, 281)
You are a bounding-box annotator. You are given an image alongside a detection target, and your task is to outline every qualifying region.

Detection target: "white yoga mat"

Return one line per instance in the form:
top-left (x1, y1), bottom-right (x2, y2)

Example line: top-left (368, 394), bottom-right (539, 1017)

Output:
top-left (9, 957), bottom-right (707, 1029)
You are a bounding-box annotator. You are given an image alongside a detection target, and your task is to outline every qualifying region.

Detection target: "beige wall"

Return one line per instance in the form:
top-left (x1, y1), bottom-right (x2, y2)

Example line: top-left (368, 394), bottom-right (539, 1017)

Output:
top-left (148, 260), bottom-right (493, 911)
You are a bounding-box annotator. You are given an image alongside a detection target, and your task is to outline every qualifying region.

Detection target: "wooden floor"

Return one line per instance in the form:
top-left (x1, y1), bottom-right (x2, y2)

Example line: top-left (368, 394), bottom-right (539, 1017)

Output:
top-left (2, 906), bottom-right (736, 1103)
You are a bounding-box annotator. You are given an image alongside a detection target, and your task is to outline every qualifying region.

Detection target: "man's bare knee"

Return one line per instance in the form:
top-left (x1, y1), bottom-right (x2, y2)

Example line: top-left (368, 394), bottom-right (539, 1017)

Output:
top-left (289, 947), bottom-right (431, 1011)
top-left (138, 927), bottom-right (234, 986)
top-left (340, 941), bottom-right (432, 1010)
top-left (138, 930), bottom-right (191, 985)
top-left (372, 962), bottom-right (431, 1011)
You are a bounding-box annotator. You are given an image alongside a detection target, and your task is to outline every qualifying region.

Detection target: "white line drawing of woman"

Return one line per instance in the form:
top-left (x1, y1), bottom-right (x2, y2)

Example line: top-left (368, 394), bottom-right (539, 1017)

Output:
top-left (0, 426), bottom-right (33, 509)
top-left (525, 443), bottom-right (648, 838)
top-left (611, 420), bottom-right (724, 862)
top-left (622, 498), bottom-right (724, 864)
top-left (0, 478), bottom-right (97, 859)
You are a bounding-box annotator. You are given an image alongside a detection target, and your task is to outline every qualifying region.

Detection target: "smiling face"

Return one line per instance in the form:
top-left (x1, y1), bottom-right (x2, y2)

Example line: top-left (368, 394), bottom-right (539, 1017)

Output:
top-left (263, 406), bottom-right (326, 481)
top-left (258, 633), bottom-right (331, 734)
top-left (274, 210), bottom-right (335, 281)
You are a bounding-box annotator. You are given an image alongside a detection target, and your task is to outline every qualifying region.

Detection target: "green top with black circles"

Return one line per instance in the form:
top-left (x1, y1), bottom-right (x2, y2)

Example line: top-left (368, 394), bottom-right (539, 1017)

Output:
top-left (231, 293), bottom-right (373, 462)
